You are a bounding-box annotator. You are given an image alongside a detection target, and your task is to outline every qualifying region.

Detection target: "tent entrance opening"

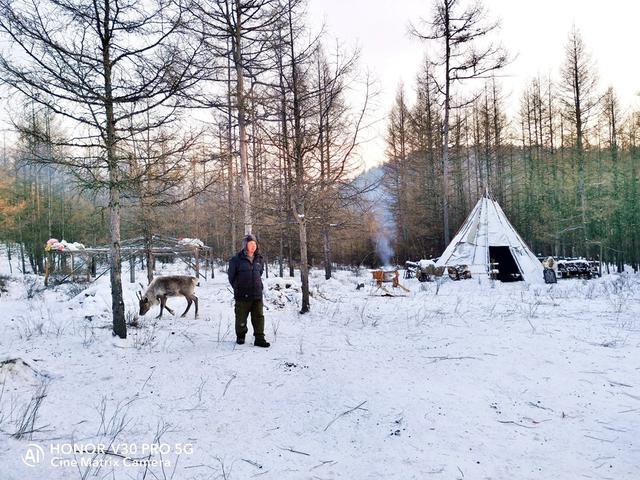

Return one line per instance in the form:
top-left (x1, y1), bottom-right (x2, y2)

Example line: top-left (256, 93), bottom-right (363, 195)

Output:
top-left (489, 246), bottom-right (523, 282)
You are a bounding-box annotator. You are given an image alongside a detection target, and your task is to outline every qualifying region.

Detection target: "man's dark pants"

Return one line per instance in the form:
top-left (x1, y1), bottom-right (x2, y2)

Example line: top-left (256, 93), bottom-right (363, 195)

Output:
top-left (234, 299), bottom-right (265, 339)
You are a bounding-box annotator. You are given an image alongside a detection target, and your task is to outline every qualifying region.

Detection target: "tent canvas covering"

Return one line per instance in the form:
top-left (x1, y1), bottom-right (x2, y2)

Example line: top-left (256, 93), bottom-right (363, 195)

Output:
top-left (436, 195), bottom-right (543, 282)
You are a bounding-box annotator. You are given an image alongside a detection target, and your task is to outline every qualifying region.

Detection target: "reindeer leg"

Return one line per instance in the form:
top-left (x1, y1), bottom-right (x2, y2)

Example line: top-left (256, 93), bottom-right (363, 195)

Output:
top-left (164, 296), bottom-right (175, 316)
top-left (156, 296), bottom-right (165, 318)
top-left (180, 296), bottom-right (192, 318)
top-left (180, 295), bottom-right (199, 318)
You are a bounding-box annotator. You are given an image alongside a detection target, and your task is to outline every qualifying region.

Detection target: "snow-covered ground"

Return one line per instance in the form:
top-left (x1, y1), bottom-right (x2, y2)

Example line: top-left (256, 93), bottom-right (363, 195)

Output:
top-left (0, 251), bottom-right (639, 479)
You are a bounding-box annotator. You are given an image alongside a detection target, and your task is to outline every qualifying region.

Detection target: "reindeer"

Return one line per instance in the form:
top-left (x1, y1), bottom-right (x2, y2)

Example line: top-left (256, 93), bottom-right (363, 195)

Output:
top-left (137, 276), bottom-right (199, 318)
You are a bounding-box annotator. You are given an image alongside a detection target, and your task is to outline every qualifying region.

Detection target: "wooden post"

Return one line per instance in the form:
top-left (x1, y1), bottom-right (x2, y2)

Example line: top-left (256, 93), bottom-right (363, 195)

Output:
top-left (91, 255), bottom-right (97, 276)
top-left (86, 254), bottom-right (91, 282)
top-left (71, 253), bottom-right (75, 281)
top-left (194, 248), bottom-right (200, 279)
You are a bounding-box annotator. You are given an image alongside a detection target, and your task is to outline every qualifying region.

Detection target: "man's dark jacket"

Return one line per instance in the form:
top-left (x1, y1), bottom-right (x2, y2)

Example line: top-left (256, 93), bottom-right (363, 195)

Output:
top-left (228, 250), bottom-right (264, 300)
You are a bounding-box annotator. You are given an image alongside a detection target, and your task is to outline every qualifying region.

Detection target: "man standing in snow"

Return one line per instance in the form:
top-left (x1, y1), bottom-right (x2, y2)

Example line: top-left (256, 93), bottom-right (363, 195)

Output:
top-left (227, 234), bottom-right (270, 348)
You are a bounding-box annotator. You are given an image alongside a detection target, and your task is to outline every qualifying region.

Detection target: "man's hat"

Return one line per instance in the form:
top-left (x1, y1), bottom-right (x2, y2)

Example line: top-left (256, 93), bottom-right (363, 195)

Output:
top-left (242, 234), bottom-right (258, 250)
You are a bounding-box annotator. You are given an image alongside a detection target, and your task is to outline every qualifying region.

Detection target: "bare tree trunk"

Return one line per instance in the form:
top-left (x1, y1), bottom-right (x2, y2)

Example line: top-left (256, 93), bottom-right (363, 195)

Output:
top-left (279, 228), bottom-right (284, 277)
top-left (572, 51), bottom-right (588, 252)
top-left (275, 26), bottom-right (296, 279)
top-left (441, 5), bottom-right (451, 246)
top-left (295, 207), bottom-right (310, 312)
top-left (442, 98), bottom-right (451, 244)
top-left (108, 179), bottom-right (126, 338)
top-left (234, 0), bottom-right (252, 235)
top-left (144, 230), bottom-right (154, 284)
top-left (19, 232), bottom-right (26, 274)
top-left (278, 150), bottom-right (285, 277)
top-left (322, 225), bottom-right (332, 280)
top-left (287, 0), bottom-right (309, 312)
top-left (226, 46), bottom-right (237, 255)
top-left (288, 230), bottom-right (294, 277)
top-left (103, 9), bottom-right (126, 339)
top-left (561, 28), bottom-right (597, 255)
top-left (6, 243), bottom-right (13, 275)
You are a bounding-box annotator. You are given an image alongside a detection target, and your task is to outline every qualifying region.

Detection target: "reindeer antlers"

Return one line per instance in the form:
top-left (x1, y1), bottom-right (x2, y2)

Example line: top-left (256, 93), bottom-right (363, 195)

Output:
top-left (136, 282), bottom-right (146, 301)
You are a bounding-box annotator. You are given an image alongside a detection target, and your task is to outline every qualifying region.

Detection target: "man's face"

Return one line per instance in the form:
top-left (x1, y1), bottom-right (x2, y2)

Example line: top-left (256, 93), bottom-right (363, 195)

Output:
top-left (246, 240), bottom-right (257, 255)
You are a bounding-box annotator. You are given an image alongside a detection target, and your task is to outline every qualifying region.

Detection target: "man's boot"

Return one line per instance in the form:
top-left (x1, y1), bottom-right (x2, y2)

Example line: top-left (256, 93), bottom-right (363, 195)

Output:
top-left (250, 300), bottom-right (269, 347)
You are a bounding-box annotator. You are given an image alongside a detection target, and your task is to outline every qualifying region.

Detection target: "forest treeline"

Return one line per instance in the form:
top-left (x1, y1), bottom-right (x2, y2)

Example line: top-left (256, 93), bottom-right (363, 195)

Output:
top-left (0, 0), bottom-right (638, 336)
top-left (385, 75), bottom-right (640, 272)
top-left (385, 9), bottom-right (639, 272)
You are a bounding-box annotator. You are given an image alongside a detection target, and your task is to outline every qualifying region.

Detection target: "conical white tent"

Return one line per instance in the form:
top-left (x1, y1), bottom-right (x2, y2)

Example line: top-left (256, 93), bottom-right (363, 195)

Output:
top-left (436, 195), bottom-right (543, 282)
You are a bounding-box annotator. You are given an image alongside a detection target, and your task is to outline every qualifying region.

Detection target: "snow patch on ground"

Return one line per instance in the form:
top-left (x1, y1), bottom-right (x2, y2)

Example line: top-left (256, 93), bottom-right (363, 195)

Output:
top-left (0, 252), bottom-right (638, 479)
top-left (0, 357), bottom-right (45, 386)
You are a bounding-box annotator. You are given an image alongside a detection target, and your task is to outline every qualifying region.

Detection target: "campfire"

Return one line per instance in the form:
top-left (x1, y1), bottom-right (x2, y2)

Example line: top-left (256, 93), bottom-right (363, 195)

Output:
top-left (371, 269), bottom-right (399, 287)
top-left (370, 269), bottom-right (409, 296)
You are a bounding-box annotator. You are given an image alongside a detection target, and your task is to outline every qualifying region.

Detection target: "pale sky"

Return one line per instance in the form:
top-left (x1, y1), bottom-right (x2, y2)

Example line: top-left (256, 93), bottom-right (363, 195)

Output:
top-left (2, 1), bottom-right (639, 168)
top-left (307, 0), bottom-right (640, 167)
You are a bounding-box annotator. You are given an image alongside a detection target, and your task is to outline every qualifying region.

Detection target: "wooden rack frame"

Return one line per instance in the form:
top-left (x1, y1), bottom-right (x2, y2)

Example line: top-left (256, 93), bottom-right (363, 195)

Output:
top-left (44, 235), bottom-right (215, 287)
